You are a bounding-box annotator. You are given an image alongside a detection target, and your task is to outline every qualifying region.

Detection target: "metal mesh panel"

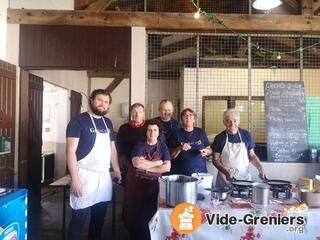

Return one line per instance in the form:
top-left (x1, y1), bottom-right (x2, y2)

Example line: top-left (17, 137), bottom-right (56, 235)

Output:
top-left (147, 32), bottom-right (320, 160)
top-left (106, 0), bottom-right (144, 11)
top-left (303, 36), bottom-right (320, 148)
top-left (146, 33), bottom-right (197, 119)
top-left (200, 0), bottom-right (249, 14)
top-left (105, 0), bottom-right (300, 14)
top-left (251, 35), bottom-right (301, 146)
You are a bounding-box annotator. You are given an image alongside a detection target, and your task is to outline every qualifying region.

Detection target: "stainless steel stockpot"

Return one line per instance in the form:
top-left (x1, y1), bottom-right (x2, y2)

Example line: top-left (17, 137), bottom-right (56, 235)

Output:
top-left (161, 175), bottom-right (199, 207)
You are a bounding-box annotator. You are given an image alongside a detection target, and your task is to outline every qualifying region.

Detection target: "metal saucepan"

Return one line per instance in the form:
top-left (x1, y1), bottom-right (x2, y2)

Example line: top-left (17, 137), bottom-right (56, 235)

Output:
top-left (252, 182), bottom-right (270, 205)
top-left (204, 187), bottom-right (230, 201)
top-left (160, 175), bottom-right (202, 207)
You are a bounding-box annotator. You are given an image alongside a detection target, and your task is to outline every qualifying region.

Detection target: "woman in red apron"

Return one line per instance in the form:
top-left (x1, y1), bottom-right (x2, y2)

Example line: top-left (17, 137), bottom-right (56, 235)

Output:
top-left (124, 119), bottom-right (171, 240)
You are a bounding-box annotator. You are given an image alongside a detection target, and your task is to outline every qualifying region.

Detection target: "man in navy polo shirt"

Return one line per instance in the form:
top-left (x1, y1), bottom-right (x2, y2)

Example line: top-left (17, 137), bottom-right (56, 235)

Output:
top-left (212, 108), bottom-right (266, 188)
top-left (155, 99), bottom-right (181, 143)
top-left (66, 89), bottom-right (121, 239)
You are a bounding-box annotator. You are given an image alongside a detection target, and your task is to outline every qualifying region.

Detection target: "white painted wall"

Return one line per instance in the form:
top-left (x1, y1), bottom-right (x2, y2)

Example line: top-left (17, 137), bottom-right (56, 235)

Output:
top-left (42, 82), bottom-right (68, 178)
top-left (42, 82), bottom-right (69, 144)
top-left (90, 77), bottom-right (130, 131)
top-left (31, 70), bottom-right (89, 115)
top-left (131, 27), bottom-right (146, 105)
top-left (5, 24), bottom-right (19, 65)
top-left (9, 0), bottom-right (73, 10)
top-left (0, 0), bottom-right (8, 60)
top-left (146, 79), bottom-right (180, 119)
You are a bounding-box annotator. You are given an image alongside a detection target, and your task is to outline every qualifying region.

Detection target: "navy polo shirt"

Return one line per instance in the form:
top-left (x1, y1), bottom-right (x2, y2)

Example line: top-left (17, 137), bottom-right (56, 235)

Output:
top-left (155, 117), bottom-right (182, 143)
top-left (168, 127), bottom-right (210, 176)
top-left (66, 112), bottom-right (114, 161)
top-left (211, 128), bottom-right (255, 154)
top-left (132, 140), bottom-right (171, 161)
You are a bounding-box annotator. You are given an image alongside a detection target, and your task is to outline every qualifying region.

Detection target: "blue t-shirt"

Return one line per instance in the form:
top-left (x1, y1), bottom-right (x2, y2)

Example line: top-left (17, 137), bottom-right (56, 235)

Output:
top-left (131, 140), bottom-right (171, 161)
top-left (155, 117), bottom-right (182, 143)
top-left (168, 127), bottom-right (210, 176)
top-left (211, 128), bottom-right (255, 154)
top-left (66, 112), bottom-right (114, 161)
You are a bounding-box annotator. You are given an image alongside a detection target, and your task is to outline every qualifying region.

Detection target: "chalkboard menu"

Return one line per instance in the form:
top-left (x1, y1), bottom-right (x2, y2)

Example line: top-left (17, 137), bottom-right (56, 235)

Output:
top-left (264, 81), bottom-right (309, 163)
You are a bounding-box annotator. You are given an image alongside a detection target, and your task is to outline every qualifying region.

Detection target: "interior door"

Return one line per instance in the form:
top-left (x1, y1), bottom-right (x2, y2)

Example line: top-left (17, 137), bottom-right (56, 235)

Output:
top-left (28, 73), bottom-right (43, 212)
top-left (0, 60), bottom-right (16, 187)
top-left (19, 70), bottom-right (43, 212)
top-left (70, 90), bottom-right (82, 120)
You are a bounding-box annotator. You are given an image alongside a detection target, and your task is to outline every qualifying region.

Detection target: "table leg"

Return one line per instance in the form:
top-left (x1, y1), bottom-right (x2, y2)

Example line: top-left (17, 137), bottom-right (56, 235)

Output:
top-left (62, 187), bottom-right (66, 240)
top-left (112, 186), bottom-right (116, 239)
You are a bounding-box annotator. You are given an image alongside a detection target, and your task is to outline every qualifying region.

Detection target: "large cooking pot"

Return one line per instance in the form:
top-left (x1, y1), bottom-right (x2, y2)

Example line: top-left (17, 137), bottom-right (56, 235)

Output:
top-left (161, 175), bottom-right (200, 207)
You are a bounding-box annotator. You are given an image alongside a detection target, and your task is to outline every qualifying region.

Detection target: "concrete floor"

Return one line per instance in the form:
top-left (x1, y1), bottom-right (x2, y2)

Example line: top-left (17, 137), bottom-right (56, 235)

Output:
top-left (28, 185), bottom-right (130, 240)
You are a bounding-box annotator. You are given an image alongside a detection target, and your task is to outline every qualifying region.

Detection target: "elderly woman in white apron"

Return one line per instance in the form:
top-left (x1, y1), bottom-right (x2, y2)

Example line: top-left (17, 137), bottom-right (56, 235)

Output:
top-left (211, 108), bottom-right (266, 188)
top-left (66, 89), bottom-right (121, 240)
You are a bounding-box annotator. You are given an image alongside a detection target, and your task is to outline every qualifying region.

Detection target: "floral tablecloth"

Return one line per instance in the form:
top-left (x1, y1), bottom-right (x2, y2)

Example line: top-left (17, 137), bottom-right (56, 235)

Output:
top-left (149, 197), bottom-right (320, 240)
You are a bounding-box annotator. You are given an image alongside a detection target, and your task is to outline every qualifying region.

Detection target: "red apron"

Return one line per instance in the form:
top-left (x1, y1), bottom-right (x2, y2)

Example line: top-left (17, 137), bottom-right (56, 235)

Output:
top-left (124, 142), bottom-right (161, 231)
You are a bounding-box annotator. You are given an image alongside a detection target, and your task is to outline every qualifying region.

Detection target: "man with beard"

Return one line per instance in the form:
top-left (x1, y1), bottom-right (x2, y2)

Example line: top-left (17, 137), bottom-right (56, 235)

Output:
top-left (66, 89), bottom-right (121, 239)
top-left (155, 99), bottom-right (181, 143)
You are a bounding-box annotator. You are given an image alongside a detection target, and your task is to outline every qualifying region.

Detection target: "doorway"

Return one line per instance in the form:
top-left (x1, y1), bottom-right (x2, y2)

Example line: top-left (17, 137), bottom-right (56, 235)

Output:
top-left (42, 81), bottom-right (68, 183)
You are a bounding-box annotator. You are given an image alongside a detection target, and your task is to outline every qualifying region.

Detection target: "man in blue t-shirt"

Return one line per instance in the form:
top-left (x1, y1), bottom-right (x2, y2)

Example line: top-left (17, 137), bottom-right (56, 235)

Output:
top-left (155, 99), bottom-right (182, 143)
top-left (211, 108), bottom-right (266, 188)
top-left (66, 89), bottom-right (121, 240)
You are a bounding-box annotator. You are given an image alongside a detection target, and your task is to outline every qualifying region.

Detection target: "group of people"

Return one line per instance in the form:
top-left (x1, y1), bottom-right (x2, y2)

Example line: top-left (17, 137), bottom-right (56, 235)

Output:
top-left (66, 89), bottom-right (266, 240)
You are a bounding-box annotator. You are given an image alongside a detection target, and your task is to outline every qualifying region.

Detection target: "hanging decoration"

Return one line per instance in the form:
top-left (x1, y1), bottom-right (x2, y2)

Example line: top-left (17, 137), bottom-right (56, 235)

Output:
top-left (190, 0), bottom-right (320, 59)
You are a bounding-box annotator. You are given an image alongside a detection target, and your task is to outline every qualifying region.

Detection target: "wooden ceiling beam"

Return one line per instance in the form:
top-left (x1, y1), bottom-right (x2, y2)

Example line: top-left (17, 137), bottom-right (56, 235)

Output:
top-left (281, 0), bottom-right (299, 12)
top-left (149, 47), bottom-right (196, 62)
top-left (105, 77), bottom-right (124, 93)
top-left (7, 9), bottom-right (320, 33)
top-left (302, 0), bottom-right (313, 16)
top-left (313, 0), bottom-right (320, 15)
top-left (87, 69), bottom-right (130, 78)
top-left (85, 0), bottom-right (114, 11)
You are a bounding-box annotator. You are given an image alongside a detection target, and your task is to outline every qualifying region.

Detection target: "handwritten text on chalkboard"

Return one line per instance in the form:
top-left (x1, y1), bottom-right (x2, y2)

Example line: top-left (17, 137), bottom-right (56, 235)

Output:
top-left (264, 81), bottom-right (309, 163)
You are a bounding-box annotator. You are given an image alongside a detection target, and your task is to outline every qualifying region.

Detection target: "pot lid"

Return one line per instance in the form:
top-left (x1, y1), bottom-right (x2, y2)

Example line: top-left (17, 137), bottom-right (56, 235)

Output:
top-left (232, 180), bottom-right (254, 187)
top-left (267, 180), bottom-right (291, 186)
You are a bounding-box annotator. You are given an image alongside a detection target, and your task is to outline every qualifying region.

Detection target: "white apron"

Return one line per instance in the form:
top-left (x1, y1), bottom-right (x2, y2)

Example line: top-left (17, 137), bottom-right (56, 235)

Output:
top-left (70, 113), bottom-right (112, 209)
top-left (216, 131), bottom-right (251, 188)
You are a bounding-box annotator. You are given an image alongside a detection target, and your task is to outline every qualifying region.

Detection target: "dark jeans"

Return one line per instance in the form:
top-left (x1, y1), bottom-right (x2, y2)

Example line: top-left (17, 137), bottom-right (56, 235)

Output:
top-left (68, 201), bottom-right (108, 240)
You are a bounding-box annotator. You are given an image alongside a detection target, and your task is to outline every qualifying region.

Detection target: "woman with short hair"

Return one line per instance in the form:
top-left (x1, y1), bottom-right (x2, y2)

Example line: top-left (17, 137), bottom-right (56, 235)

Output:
top-left (168, 108), bottom-right (212, 176)
top-left (124, 119), bottom-right (171, 240)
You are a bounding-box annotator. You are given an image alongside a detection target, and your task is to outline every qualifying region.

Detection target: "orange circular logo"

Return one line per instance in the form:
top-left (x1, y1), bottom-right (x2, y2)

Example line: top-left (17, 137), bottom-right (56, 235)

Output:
top-left (171, 202), bottom-right (202, 235)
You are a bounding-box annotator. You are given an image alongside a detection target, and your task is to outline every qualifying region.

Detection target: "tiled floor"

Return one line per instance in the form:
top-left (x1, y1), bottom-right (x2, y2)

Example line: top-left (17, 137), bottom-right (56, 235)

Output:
top-left (28, 185), bottom-right (129, 240)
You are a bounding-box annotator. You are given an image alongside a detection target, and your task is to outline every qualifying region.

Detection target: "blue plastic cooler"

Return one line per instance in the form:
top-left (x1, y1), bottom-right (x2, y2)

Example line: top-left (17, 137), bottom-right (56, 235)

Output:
top-left (0, 189), bottom-right (28, 240)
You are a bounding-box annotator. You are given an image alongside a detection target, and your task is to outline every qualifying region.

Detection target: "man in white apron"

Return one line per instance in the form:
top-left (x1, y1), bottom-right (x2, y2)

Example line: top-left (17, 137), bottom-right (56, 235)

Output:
top-left (211, 108), bottom-right (266, 188)
top-left (66, 89), bottom-right (121, 239)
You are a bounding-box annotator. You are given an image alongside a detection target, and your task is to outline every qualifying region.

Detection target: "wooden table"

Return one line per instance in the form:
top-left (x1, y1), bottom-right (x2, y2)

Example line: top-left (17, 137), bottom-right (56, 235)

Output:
top-left (50, 175), bottom-right (71, 240)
